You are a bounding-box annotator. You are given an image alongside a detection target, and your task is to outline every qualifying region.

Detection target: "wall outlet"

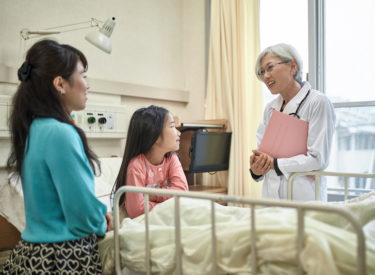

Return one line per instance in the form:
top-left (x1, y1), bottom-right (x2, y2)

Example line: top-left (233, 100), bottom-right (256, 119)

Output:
top-left (107, 113), bottom-right (115, 130)
top-left (97, 112), bottom-right (107, 131)
top-left (86, 111), bottom-right (96, 131)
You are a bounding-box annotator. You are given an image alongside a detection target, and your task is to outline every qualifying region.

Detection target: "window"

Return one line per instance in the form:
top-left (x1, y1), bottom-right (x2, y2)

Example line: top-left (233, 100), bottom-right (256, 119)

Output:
top-left (259, 0), bottom-right (308, 104)
top-left (325, 0), bottom-right (375, 103)
top-left (324, 0), bottom-right (375, 197)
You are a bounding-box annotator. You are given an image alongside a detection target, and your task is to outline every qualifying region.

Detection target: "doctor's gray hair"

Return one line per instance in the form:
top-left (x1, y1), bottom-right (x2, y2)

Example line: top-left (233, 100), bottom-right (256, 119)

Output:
top-left (255, 43), bottom-right (303, 84)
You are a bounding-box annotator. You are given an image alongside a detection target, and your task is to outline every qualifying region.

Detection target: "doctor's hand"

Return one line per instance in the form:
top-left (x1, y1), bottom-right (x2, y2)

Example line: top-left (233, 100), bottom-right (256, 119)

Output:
top-left (250, 150), bottom-right (273, 176)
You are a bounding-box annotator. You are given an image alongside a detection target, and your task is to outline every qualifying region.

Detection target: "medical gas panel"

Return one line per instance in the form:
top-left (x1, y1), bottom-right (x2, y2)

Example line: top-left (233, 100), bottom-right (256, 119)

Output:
top-left (71, 104), bottom-right (128, 138)
top-left (0, 95), bottom-right (127, 139)
top-left (0, 95), bottom-right (10, 138)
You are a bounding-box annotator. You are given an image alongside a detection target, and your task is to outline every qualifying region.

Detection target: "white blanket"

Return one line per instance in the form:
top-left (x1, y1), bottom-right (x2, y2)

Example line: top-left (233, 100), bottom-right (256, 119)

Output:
top-left (99, 193), bottom-right (375, 275)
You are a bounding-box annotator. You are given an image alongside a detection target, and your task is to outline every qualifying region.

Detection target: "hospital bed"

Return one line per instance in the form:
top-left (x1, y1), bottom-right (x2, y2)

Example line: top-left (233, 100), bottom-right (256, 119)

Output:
top-left (104, 182), bottom-right (375, 275)
top-left (1, 168), bottom-right (375, 273)
top-left (288, 171), bottom-right (375, 201)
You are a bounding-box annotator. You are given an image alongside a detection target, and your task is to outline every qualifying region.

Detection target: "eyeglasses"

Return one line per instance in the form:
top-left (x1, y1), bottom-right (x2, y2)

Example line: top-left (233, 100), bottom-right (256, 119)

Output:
top-left (257, 61), bottom-right (290, 78)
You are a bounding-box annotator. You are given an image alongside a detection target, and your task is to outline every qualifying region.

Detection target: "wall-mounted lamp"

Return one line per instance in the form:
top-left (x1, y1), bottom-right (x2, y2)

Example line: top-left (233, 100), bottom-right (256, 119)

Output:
top-left (20, 17), bottom-right (116, 54)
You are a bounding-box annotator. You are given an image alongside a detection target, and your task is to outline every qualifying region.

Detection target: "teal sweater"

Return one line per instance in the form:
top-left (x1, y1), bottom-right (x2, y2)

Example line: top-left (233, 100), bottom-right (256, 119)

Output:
top-left (21, 118), bottom-right (107, 243)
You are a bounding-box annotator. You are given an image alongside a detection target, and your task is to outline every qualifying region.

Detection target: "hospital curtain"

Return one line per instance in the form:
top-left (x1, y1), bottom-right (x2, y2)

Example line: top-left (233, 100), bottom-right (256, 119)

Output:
top-left (204, 0), bottom-right (263, 198)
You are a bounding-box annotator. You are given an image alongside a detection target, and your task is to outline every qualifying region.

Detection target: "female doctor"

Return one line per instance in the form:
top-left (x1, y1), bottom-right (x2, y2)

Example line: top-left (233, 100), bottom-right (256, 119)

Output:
top-left (249, 43), bottom-right (336, 201)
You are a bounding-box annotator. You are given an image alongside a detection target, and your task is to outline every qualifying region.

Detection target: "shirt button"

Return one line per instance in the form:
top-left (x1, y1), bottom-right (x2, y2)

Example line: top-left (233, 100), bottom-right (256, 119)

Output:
top-left (158, 168), bottom-right (162, 172)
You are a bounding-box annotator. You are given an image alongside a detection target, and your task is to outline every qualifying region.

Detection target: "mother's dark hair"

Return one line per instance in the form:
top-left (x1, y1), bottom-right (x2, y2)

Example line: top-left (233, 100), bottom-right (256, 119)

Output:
top-left (112, 105), bottom-right (168, 205)
top-left (7, 39), bottom-right (100, 174)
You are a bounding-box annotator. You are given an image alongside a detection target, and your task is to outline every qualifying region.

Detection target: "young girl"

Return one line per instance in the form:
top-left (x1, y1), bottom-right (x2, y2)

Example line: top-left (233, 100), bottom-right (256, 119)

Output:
top-left (113, 105), bottom-right (189, 218)
top-left (2, 39), bottom-right (112, 274)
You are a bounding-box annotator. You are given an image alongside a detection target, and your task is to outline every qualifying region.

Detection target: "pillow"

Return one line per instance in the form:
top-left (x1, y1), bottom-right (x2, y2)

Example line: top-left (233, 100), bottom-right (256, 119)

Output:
top-left (95, 157), bottom-right (123, 197)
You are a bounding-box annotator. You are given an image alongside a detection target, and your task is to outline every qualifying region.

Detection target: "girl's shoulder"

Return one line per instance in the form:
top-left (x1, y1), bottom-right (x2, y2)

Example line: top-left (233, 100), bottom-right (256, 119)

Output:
top-left (127, 154), bottom-right (148, 173)
top-left (128, 154), bottom-right (145, 165)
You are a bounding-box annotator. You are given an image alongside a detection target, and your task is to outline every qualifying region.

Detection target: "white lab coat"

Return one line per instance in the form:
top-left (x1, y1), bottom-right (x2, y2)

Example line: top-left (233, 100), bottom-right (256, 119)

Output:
top-left (255, 82), bottom-right (336, 201)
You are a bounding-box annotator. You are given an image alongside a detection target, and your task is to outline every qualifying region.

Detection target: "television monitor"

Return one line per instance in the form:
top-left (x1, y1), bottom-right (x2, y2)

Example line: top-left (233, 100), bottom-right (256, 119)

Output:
top-left (189, 131), bottom-right (232, 173)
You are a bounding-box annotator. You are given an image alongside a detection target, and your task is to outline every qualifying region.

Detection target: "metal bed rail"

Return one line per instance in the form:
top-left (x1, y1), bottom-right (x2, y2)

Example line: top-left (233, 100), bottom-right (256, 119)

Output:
top-left (113, 186), bottom-right (367, 275)
top-left (287, 171), bottom-right (375, 201)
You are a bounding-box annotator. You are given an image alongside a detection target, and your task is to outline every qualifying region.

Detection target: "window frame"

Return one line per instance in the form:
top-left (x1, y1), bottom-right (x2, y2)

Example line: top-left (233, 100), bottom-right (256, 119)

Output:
top-left (309, 0), bottom-right (375, 198)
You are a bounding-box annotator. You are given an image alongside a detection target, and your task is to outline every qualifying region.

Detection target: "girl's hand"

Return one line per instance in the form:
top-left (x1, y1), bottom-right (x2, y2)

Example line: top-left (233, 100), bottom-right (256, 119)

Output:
top-left (149, 195), bottom-right (158, 202)
top-left (250, 150), bottom-right (273, 175)
top-left (105, 212), bottom-right (113, 232)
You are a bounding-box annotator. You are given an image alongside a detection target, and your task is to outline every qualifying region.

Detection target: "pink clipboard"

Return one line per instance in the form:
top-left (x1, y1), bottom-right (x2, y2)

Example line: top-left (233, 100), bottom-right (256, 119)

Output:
top-left (258, 110), bottom-right (308, 158)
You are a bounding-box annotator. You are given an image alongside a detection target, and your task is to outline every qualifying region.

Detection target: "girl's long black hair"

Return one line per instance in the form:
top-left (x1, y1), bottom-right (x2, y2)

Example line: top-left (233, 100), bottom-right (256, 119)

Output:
top-left (112, 105), bottom-right (168, 206)
top-left (7, 39), bottom-right (100, 175)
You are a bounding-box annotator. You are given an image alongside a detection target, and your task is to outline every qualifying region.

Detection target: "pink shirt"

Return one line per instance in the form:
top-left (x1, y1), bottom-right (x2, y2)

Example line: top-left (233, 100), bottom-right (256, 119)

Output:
top-left (125, 153), bottom-right (189, 218)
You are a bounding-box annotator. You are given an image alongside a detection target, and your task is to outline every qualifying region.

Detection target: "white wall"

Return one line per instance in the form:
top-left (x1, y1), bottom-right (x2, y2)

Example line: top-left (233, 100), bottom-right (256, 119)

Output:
top-left (0, 0), bottom-right (207, 164)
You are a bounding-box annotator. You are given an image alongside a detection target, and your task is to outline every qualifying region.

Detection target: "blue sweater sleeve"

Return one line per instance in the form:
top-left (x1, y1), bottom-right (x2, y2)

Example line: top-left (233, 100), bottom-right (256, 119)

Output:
top-left (45, 124), bottom-right (107, 236)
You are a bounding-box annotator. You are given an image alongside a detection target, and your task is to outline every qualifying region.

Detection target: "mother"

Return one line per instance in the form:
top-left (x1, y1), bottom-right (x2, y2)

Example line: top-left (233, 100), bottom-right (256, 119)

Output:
top-left (2, 39), bottom-right (112, 274)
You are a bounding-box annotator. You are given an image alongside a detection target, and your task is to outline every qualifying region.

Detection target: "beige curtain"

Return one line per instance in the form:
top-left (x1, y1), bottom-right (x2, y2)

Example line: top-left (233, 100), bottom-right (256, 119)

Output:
top-left (204, 0), bottom-right (263, 198)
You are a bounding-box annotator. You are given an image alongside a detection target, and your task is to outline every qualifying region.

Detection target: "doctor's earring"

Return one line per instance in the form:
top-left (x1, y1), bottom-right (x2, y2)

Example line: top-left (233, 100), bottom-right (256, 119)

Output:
top-left (60, 89), bottom-right (65, 95)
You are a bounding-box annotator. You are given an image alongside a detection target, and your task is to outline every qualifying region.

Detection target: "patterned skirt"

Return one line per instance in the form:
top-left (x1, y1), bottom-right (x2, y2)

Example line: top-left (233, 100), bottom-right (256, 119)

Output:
top-left (0, 234), bottom-right (103, 274)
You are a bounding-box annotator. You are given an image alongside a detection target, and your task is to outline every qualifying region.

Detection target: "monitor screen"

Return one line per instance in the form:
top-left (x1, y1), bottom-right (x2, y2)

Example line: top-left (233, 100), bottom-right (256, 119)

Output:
top-left (189, 131), bottom-right (232, 173)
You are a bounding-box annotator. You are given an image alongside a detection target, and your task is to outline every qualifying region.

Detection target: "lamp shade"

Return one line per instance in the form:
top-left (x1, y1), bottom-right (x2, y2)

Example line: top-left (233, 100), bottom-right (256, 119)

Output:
top-left (85, 17), bottom-right (116, 54)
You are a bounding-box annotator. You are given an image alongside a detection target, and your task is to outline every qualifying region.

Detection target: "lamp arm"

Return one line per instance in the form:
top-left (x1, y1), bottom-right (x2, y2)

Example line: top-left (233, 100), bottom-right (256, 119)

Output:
top-left (20, 18), bottom-right (103, 40)
top-left (89, 18), bottom-right (103, 27)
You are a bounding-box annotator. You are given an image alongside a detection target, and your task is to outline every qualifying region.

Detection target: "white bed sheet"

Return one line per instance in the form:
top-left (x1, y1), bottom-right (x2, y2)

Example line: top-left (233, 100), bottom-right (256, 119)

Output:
top-left (0, 173), bottom-right (24, 232)
top-left (98, 192), bottom-right (375, 275)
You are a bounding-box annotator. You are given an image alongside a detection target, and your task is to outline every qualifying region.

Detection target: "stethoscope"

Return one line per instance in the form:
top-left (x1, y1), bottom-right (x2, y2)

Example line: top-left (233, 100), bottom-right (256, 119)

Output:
top-left (280, 90), bottom-right (310, 119)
